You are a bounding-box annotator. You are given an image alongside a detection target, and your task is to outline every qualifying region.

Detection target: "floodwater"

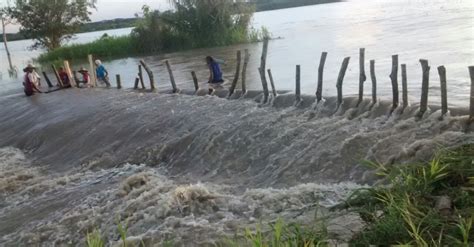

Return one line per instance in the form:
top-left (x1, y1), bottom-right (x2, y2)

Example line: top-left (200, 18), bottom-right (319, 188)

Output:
top-left (0, 0), bottom-right (473, 245)
top-left (1, 0), bottom-right (473, 105)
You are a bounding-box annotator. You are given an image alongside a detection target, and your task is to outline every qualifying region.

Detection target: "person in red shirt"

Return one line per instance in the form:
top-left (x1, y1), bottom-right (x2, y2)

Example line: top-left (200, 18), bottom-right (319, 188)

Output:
top-left (58, 67), bottom-right (71, 88)
top-left (77, 67), bottom-right (90, 87)
top-left (23, 64), bottom-right (42, 96)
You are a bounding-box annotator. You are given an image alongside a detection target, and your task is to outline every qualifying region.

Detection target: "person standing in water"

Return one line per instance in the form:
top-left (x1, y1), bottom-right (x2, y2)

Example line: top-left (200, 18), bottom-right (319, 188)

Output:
top-left (58, 67), bottom-right (71, 87)
top-left (23, 64), bottom-right (42, 96)
top-left (206, 56), bottom-right (224, 84)
top-left (95, 60), bottom-right (111, 87)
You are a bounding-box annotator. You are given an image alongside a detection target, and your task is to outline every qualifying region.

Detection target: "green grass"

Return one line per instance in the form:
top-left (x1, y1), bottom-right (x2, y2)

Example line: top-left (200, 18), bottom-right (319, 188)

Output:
top-left (37, 35), bottom-right (136, 63)
top-left (339, 144), bottom-right (474, 246)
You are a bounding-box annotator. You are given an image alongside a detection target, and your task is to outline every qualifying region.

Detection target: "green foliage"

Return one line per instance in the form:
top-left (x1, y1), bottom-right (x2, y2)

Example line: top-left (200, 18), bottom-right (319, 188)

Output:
top-left (117, 217), bottom-right (129, 247)
top-left (37, 35), bottom-right (135, 63)
top-left (86, 229), bottom-right (105, 247)
top-left (344, 144), bottom-right (474, 246)
top-left (9, 0), bottom-right (95, 50)
top-left (224, 218), bottom-right (328, 247)
top-left (251, 0), bottom-right (341, 12)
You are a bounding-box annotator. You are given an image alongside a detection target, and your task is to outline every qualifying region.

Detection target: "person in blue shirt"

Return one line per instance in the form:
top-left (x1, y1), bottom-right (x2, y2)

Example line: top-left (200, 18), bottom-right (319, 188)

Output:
top-left (95, 59), bottom-right (111, 87)
top-left (206, 56), bottom-right (224, 84)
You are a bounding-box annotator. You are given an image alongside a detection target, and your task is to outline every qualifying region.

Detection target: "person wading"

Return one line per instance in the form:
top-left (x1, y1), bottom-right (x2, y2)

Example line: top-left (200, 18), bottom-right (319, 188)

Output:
top-left (23, 64), bottom-right (42, 96)
top-left (95, 60), bottom-right (111, 87)
top-left (206, 56), bottom-right (224, 84)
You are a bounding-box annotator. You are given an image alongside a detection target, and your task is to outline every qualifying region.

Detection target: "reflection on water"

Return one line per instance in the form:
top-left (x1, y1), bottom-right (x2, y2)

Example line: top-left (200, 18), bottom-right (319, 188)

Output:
top-left (0, 0), bottom-right (473, 106)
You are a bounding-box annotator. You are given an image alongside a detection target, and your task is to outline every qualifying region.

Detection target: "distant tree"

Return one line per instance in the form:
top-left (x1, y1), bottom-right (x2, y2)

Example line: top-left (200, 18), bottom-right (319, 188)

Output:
top-left (1, 7), bottom-right (16, 75)
top-left (9, 0), bottom-right (95, 51)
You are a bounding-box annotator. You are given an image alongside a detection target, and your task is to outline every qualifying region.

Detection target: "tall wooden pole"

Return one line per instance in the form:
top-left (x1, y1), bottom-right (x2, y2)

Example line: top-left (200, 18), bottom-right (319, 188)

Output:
top-left (418, 59), bottom-right (430, 118)
top-left (336, 57), bottom-right (351, 107)
top-left (316, 52), bottom-right (328, 103)
top-left (267, 69), bottom-right (277, 97)
top-left (241, 49), bottom-right (250, 94)
top-left (116, 74), bottom-right (122, 89)
top-left (165, 60), bottom-right (178, 93)
top-left (51, 64), bottom-right (63, 87)
top-left (64, 60), bottom-right (76, 87)
top-left (87, 55), bottom-right (96, 87)
top-left (259, 38), bottom-right (270, 103)
top-left (138, 65), bottom-right (145, 89)
top-left (357, 48), bottom-right (367, 106)
top-left (437, 66), bottom-right (448, 116)
top-left (42, 72), bottom-right (53, 88)
top-left (295, 65), bottom-right (301, 102)
top-left (468, 66), bottom-right (474, 123)
top-left (191, 71), bottom-right (199, 91)
top-left (389, 55), bottom-right (399, 112)
top-left (370, 60), bottom-right (377, 104)
top-left (401, 64), bottom-right (408, 110)
top-left (229, 50), bottom-right (242, 97)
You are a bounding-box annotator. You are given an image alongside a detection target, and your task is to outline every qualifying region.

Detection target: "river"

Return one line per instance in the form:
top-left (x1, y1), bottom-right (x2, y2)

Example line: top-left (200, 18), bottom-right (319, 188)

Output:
top-left (1, 0), bottom-right (473, 106)
top-left (0, 1), bottom-right (473, 245)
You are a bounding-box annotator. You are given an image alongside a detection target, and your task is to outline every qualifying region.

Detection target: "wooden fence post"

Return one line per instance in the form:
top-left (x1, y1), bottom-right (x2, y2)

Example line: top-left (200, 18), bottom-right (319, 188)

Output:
top-left (259, 38), bottom-right (270, 103)
top-left (51, 64), bottom-right (63, 87)
top-left (357, 48), bottom-right (367, 106)
top-left (267, 69), bottom-right (277, 97)
top-left (401, 64), bottom-right (408, 110)
top-left (138, 65), bottom-right (145, 89)
top-left (316, 52), bottom-right (328, 103)
top-left (42, 71), bottom-right (53, 88)
top-left (64, 60), bottom-right (76, 87)
top-left (418, 59), bottom-right (430, 118)
top-left (191, 71), bottom-right (199, 91)
top-left (229, 50), bottom-right (242, 97)
top-left (468, 66), bottom-right (474, 123)
top-left (165, 60), bottom-right (178, 93)
top-left (116, 74), bottom-right (122, 89)
top-left (389, 55), bottom-right (399, 112)
top-left (336, 57), bottom-right (351, 107)
top-left (437, 66), bottom-right (448, 116)
top-left (241, 49), bottom-right (250, 94)
top-left (134, 76), bottom-right (140, 89)
top-left (370, 60), bottom-right (377, 104)
top-left (296, 65), bottom-right (301, 102)
top-left (139, 60), bottom-right (155, 90)
top-left (88, 54), bottom-right (96, 87)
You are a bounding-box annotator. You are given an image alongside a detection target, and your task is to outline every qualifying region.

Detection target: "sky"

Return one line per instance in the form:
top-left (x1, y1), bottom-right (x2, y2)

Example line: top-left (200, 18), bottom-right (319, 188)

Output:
top-left (1, 0), bottom-right (172, 33)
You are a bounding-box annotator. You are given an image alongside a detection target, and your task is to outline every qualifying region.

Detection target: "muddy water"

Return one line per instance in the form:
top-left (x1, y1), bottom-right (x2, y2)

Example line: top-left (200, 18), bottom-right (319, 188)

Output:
top-left (1, 0), bottom-right (473, 106)
top-left (0, 88), bottom-right (472, 245)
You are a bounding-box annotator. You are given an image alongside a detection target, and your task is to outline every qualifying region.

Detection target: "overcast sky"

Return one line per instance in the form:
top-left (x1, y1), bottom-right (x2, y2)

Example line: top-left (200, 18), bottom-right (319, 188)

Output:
top-left (2, 0), bottom-right (172, 32)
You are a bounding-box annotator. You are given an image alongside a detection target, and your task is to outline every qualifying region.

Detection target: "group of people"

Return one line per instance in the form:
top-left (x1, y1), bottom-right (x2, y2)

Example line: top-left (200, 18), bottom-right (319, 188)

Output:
top-left (23, 56), bottom-right (224, 97)
top-left (23, 60), bottom-right (110, 97)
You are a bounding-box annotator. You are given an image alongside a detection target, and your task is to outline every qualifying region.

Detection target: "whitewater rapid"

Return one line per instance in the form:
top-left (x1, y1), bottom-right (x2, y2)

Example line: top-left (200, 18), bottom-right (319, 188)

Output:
top-left (0, 88), bottom-right (472, 245)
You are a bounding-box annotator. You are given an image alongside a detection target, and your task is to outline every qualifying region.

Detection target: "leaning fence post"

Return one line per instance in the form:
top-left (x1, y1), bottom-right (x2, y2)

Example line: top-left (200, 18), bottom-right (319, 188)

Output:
top-left (139, 60), bottom-right (155, 90)
top-left (42, 71), bottom-right (53, 88)
top-left (267, 69), bottom-right (277, 97)
top-left (134, 76), bottom-right (139, 89)
top-left (229, 50), bottom-right (242, 97)
top-left (437, 66), bottom-right (448, 116)
top-left (357, 48), bottom-right (367, 106)
top-left (241, 49), bottom-right (250, 94)
top-left (88, 54), bottom-right (96, 87)
top-left (51, 64), bottom-right (63, 87)
top-left (468, 66), bottom-right (474, 123)
top-left (191, 71), bottom-right (199, 91)
top-left (336, 57), bottom-right (351, 108)
top-left (296, 65), bottom-right (301, 102)
top-left (316, 52), bottom-right (328, 103)
top-left (259, 38), bottom-right (270, 103)
top-left (116, 74), bottom-right (122, 89)
top-left (401, 64), bottom-right (408, 110)
top-left (370, 60), bottom-right (377, 104)
top-left (64, 60), bottom-right (76, 87)
top-left (165, 60), bottom-right (178, 93)
top-left (418, 59), bottom-right (430, 118)
top-left (389, 55), bottom-right (399, 113)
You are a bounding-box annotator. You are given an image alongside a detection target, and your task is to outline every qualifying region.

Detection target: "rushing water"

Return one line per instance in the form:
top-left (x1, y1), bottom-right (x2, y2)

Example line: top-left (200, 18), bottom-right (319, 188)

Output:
top-left (0, 1), bottom-right (473, 245)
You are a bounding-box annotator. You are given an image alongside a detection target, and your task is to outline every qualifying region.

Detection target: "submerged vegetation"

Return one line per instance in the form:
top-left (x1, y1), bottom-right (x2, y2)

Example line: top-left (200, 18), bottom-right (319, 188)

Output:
top-left (38, 1), bottom-right (270, 63)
